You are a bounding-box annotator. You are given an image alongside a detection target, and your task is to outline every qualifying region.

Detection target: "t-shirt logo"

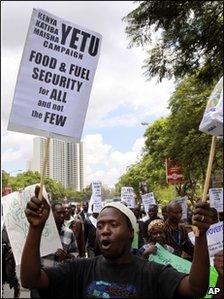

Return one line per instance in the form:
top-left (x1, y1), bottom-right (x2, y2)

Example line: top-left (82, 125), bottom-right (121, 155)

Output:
top-left (87, 280), bottom-right (137, 298)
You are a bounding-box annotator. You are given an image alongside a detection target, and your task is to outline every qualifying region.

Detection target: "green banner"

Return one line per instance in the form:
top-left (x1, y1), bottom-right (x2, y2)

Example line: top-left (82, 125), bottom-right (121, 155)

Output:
top-left (148, 243), bottom-right (191, 273)
top-left (148, 243), bottom-right (218, 298)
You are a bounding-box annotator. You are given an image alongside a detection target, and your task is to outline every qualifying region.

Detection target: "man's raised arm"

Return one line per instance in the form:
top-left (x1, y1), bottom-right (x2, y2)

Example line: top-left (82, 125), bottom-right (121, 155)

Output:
top-left (177, 202), bottom-right (213, 298)
top-left (20, 186), bottom-right (50, 289)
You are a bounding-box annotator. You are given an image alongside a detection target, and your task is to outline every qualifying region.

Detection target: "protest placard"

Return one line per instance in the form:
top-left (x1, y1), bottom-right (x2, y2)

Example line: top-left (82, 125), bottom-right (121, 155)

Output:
top-left (188, 221), bottom-right (223, 265)
top-left (141, 192), bottom-right (156, 213)
top-left (207, 221), bottom-right (223, 265)
top-left (8, 8), bottom-right (102, 142)
top-left (165, 158), bottom-right (184, 184)
top-left (148, 243), bottom-right (191, 273)
top-left (174, 196), bottom-right (188, 219)
top-left (2, 184), bottom-right (62, 265)
top-left (90, 181), bottom-right (102, 213)
top-left (209, 188), bottom-right (223, 212)
top-left (121, 187), bottom-right (134, 208)
top-left (199, 76), bottom-right (223, 137)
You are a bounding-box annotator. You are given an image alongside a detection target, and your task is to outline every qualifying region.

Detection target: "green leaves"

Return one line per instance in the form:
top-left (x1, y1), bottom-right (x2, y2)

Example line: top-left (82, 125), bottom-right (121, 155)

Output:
top-left (116, 76), bottom-right (223, 206)
top-left (124, 1), bottom-right (223, 83)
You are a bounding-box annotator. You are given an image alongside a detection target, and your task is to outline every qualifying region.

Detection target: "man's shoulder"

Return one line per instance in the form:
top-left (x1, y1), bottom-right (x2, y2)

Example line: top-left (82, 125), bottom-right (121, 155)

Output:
top-left (132, 255), bottom-right (154, 268)
top-left (132, 255), bottom-right (169, 275)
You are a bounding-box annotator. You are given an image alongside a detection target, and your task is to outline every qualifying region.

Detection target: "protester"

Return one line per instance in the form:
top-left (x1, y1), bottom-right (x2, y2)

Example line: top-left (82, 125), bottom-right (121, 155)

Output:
top-left (164, 201), bottom-right (194, 260)
top-left (84, 205), bottom-right (101, 258)
top-left (142, 204), bottom-right (161, 244)
top-left (79, 200), bottom-right (89, 221)
top-left (69, 219), bottom-right (85, 257)
top-left (138, 219), bottom-right (174, 259)
top-left (213, 249), bottom-right (223, 298)
top-left (131, 204), bottom-right (144, 249)
top-left (62, 202), bottom-right (70, 219)
top-left (2, 226), bottom-right (20, 298)
top-left (161, 205), bottom-right (168, 221)
top-left (50, 202), bottom-right (78, 262)
top-left (75, 202), bottom-right (82, 216)
top-left (69, 202), bottom-right (76, 218)
top-left (21, 187), bottom-right (213, 298)
top-left (29, 199), bottom-right (79, 298)
top-left (62, 202), bottom-right (73, 227)
top-left (210, 207), bottom-right (219, 224)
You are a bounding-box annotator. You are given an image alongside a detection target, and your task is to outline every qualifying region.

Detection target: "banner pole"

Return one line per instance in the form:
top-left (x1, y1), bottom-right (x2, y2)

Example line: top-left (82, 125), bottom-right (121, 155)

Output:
top-left (194, 136), bottom-right (216, 236)
top-left (38, 137), bottom-right (50, 201)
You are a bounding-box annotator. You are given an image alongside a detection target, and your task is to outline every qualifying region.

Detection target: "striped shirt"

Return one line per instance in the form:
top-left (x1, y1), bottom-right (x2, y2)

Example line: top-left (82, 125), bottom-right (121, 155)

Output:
top-left (41, 225), bottom-right (78, 267)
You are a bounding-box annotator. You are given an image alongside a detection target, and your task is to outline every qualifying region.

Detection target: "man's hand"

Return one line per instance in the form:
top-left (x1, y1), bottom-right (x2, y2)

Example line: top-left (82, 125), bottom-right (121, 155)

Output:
top-left (192, 201), bottom-right (213, 235)
top-left (142, 244), bottom-right (157, 259)
top-left (25, 185), bottom-right (50, 228)
top-left (55, 248), bottom-right (68, 262)
top-left (214, 250), bottom-right (223, 276)
top-left (13, 284), bottom-right (20, 298)
top-left (146, 244), bottom-right (157, 255)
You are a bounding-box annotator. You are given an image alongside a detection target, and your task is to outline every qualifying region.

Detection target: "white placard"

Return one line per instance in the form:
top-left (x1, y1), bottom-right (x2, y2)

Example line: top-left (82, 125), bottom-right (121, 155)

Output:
top-left (199, 77), bottom-right (223, 137)
top-left (188, 222), bottom-right (223, 265)
top-left (209, 188), bottom-right (223, 212)
top-left (8, 8), bottom-right (102, 142)
top-left (141, 192), bottom-right (156, 213)
top-left (174, 196), bottom-right (188, 219)
top-left (2, 184), bottom-right (62, 265)
top-left (121, 187), bottom-right (134, 208)
top-left (91, 181), bottom-right (102, 213)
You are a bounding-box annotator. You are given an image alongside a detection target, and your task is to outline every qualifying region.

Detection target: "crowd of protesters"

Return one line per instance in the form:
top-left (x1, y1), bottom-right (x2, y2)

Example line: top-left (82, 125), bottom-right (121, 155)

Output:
top-left (1, 185), bottom-right (223, 298)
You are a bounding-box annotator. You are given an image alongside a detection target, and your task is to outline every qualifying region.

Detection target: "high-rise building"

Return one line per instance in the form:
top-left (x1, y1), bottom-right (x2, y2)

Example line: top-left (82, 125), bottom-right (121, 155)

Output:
top-left (27, 137), bottom-right (86, 191)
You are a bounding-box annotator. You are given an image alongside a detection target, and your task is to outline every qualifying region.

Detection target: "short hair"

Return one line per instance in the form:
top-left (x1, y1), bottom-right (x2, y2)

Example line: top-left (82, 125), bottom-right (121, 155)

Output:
top-left (210, 207), bottom-right (218, 222)
top-left (148, 204), bottom-right (158, 211)
top-left (162, 206), bottom-right (167, 213)
top-left (166, 200), bottom-right (181, 212)
top-left (51, 202), bottom-right (62, 210)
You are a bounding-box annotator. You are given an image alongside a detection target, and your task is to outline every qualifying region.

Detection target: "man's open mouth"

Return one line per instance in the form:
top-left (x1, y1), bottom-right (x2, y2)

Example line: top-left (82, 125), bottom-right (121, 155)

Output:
top-left (101, 240), bottom-right (112, 250)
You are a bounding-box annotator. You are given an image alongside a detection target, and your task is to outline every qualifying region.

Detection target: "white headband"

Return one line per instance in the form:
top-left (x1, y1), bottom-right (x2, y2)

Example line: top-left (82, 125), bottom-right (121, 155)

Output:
top-left (101, 202), bottom-right (137, 232)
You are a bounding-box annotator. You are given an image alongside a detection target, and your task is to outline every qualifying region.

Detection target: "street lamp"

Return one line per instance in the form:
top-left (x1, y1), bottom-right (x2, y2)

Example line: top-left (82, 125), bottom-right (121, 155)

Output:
top-left (141, 122), bottom-right (149, 126)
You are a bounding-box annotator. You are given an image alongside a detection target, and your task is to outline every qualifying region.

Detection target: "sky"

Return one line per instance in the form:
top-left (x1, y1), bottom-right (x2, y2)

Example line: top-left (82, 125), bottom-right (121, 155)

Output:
top-left (1, 1), bottom-right (175, 188)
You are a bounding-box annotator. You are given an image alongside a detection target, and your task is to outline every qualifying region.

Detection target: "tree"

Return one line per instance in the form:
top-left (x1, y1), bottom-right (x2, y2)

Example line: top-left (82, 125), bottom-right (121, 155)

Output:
top-left (143, 76), bottom-right (223, 205)
top-left (8, 171), bottom-right (40, 191)
top-left (123, 1), bottom-right (223, 83)
top-left (2, 170), bottom-right (10, 188)
top-left (116, 153), bottom-right (167, 202)
top-left (44, 177), bottom-right (66, 201)
top-left (116, 75), bottom-right (223, 206)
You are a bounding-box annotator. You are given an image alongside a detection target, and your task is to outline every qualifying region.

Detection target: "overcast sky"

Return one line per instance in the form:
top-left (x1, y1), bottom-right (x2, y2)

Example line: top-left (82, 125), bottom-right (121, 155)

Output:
top-left (2, 1), bottom-right (175, 188)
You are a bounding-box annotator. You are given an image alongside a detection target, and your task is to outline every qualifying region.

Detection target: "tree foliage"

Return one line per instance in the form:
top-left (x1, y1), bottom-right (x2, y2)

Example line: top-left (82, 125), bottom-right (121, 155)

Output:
top-left (2, 170), bottom-right (10, 188)
top-left (123, 1), bottom-right (223, 83)
top-left (117, 75), bottom-right (223, 206)
top-left (1, 171), bottom-right (116, 204)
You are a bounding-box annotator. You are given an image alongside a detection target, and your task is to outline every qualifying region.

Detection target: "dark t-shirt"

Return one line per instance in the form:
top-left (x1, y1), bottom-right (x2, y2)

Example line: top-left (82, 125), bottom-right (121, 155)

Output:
top-left (39, 255), bottom-right (187, 298)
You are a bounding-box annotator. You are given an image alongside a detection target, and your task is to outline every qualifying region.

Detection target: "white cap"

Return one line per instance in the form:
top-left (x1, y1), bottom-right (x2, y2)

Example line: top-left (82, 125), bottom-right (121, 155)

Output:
top-left (101, 202), bottom-right (137, 232)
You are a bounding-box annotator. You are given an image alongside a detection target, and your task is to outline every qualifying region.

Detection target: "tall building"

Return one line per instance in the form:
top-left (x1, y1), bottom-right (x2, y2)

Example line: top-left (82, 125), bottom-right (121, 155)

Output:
top-left (27, 137), bottom-right (86, 191)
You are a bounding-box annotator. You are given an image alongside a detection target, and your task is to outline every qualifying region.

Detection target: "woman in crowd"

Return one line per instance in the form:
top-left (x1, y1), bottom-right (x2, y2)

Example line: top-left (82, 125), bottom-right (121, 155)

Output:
top-left (137, 219), bottom-right (174, 259)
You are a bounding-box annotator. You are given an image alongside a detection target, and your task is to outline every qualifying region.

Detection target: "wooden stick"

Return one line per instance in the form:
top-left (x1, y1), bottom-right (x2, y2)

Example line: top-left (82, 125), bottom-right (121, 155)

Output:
top-left (194, 136), bottom-right (217, 236)
top-left (38, 137), bottom-right (50, 201)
